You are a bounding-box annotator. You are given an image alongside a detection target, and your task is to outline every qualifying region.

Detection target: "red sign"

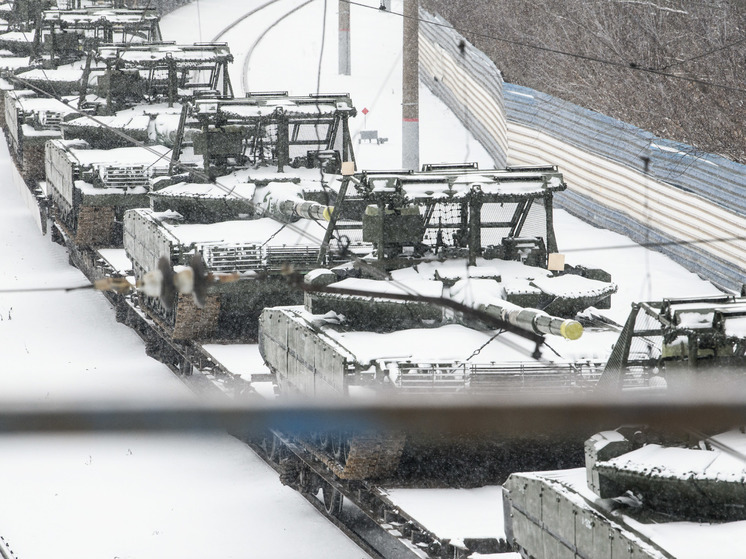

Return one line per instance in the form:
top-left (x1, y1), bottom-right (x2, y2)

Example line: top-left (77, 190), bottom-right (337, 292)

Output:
top-left (362, 107), bottom-right (369, 115)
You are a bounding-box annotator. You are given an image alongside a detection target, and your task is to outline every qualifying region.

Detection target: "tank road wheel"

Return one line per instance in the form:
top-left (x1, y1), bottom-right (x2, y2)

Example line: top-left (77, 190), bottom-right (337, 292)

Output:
top-left (322, 483), bottom-right (344, 517)
top-left (331, 432), bottom-right (350, 464)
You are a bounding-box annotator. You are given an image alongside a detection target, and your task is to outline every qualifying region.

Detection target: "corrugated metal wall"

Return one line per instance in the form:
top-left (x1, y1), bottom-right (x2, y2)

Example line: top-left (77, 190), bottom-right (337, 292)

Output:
top-left (420, 9), bottom-right (746, 290)
top-left (419, 10), bottom-right (507, 168)
top-left (504, 85), bottom-right (746, 290)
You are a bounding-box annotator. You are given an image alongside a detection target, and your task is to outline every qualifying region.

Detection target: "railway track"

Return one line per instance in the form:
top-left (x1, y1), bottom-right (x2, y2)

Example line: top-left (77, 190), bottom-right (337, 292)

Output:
top-left (54, 232), bottom-right (509, 558)
top-left (210, 0), bottom-right (317, 95)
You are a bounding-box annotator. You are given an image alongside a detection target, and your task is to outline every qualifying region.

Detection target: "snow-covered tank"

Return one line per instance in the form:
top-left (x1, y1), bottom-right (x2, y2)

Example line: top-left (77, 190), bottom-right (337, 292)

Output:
top-left (258, 164), bottom-right (618, 480)
top-left (46, 138), bottom-right (171, 246)
top-left (121, 91), bottom-right (358, 341)
top-left (503, 295), bottom-right (746, 558)
top-left (123, 203), bottom-right (336, 340)
top-left (504, 426), bottom-right (746, 559)
top-left (5, 90), bottom-right (78, 179)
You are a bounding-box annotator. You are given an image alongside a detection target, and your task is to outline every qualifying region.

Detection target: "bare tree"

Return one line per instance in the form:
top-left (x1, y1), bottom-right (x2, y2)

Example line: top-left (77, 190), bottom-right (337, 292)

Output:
top-left (423, 0), bottom-right (746, 162)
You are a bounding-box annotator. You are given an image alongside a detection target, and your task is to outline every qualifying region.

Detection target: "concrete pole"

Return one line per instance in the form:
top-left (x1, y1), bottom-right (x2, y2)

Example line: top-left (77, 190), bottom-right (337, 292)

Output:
top-left (338, 0), bottom-right (351, 75)
top-left (402, 0), bottom-right (419, 170)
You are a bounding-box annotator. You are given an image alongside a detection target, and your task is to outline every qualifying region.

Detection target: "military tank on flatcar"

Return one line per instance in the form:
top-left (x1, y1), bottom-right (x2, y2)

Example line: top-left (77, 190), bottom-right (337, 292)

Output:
top-left (45, 138), bottom-right (172, 246)
top-left (504, 296), bottom-right (746, 558)
top-left (122, 92), bottom-right (358, 341)
top-left (258, 163), bottom-right (618, 481)
top-left (24, 41), bottom-right (235, 255)
top-left (58, 41), bottom-right (234, 149)
top-left (0, 8), bottom-right (174, 180)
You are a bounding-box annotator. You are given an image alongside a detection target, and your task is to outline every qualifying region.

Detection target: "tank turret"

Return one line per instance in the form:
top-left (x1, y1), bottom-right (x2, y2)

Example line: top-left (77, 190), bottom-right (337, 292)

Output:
top-left (504, 425), bottom-right (746, 559)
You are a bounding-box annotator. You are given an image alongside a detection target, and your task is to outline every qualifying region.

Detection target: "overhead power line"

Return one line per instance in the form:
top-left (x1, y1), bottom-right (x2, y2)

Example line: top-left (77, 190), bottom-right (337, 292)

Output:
top-left (341, 0), bottom-right (746, 94)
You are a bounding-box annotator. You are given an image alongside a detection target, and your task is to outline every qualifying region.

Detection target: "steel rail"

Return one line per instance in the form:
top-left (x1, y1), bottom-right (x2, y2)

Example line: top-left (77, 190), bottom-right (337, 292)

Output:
top-left (241, 0), bottom-right (317, 94)
top-left (210, 0), bottom-right (281, 42)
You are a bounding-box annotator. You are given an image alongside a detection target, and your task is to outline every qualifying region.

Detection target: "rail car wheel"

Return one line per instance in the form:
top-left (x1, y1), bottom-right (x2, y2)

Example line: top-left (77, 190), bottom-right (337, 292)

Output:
top-left (261, 433), bottom-right (283, 464)
top-left (322, 483), bottom-right (343, 517)
top-left (331, 432), bottom-right (350, 464)
top-left (297, 466), bottom-right (321, 495)
top-left (317, 431), bottom-right (332, 451)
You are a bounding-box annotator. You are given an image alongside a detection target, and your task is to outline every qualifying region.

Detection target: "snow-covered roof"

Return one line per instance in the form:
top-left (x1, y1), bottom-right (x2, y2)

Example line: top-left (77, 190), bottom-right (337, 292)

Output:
top-left (359, 169), bottom-right (564, 200)
top-left (0, 57), bottom-right (32, 70)
top-left (16, 96), bottom-right (77, 114)
top-left (328, 277), bottom-right (444, 300)
top-left (599, 442), bottom-right (746, 482)
top-left (0, 30), bottom-right (35, 42)
top-left (16, 67), bottom-right (84, 82)
top-left (152, 181), bottom-right (257, 200)
top-left (328, 322), bottom-right (541, 364)
top-left (195, 100), bottom-right (343, 119)
top-left (43, 8), bottom-right (160, 24)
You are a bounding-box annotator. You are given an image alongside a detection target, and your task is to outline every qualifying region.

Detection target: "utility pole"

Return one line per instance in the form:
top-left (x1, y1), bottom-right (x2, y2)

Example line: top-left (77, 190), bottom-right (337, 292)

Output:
top-left (338, 0), bottom-right (351, 75)
top-left (402, 0), bottom-right (419, 170)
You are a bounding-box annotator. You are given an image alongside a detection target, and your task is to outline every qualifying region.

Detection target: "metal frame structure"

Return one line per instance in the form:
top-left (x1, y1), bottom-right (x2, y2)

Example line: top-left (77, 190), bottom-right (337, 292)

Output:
top-left (34, 7), bottom-right (162, 63)
top-left (170, 92), bottom-right (357, 177)
top-left (87, 42), bottom-right (234, 111)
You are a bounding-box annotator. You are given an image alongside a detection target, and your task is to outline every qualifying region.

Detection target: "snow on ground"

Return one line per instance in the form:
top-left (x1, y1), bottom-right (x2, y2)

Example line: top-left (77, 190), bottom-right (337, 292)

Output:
top-left (385, 486), bottom-right (506, 541)
top-left (553, 209), bottom-right (723, 325)
top-left (0, 0), bottom-right (730, 556)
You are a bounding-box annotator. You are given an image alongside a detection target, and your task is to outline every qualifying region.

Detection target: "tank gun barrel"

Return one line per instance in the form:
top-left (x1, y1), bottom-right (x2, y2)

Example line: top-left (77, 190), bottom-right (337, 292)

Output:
top-left (277, 200), bottom-right (334, 221)
top-left (481, 303), bottom-right (583, 340)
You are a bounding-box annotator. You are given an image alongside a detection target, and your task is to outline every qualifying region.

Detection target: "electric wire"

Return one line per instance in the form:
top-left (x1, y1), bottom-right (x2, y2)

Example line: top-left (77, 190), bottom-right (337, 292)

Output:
top-left (340, 0), bottom-right (746, 94)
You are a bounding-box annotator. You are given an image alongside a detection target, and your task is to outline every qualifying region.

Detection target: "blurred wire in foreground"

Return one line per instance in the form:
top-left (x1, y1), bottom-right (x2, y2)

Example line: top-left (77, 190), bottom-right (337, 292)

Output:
top-left (1, 387), bottom-right (745, 438)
